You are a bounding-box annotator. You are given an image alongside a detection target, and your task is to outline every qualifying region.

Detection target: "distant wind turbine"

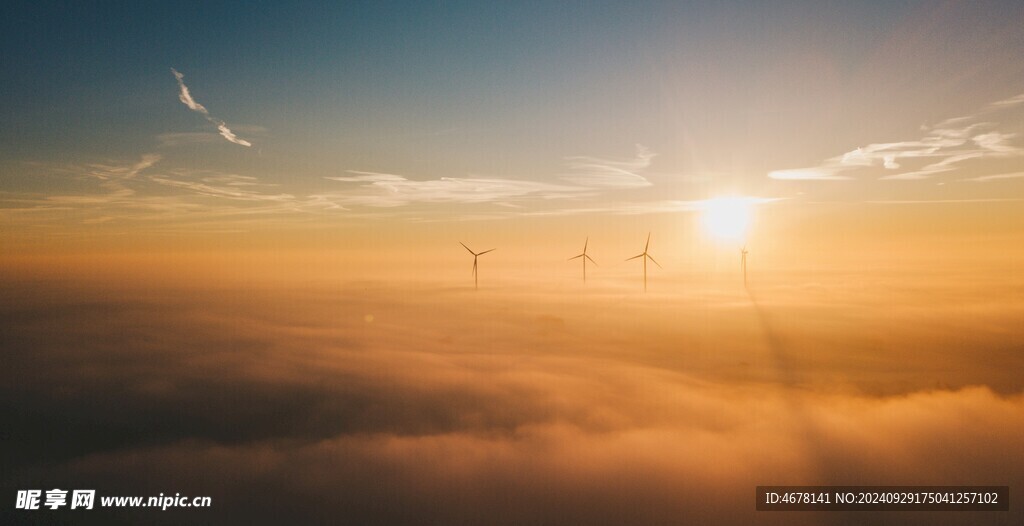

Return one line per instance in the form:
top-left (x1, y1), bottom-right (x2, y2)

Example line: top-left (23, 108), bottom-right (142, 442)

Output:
top-left (741, 245), bottom-right (748, 287)
top-left (626, 232), bottom-right (661, 292)
top-left (460, 242), bottom-right (495, 290)
top-left (568, 237), bottom-right (598, 282)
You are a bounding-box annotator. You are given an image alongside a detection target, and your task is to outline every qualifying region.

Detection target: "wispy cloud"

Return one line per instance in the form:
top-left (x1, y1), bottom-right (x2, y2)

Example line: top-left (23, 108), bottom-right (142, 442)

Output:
top-left (521, 201), bottom-right (698, 218)
top-left (151, 173), bottom-right (294, 202)
top-left (560, 144), bottom-right (655, 188)
top-left (215, 124), bottom-right (251, 147)
top-left (963, 171), bottom-right (1024, 183)
top-left (3, 143), bottom-right (768, 229)
top-left (65, 153), bottom-right (163, 201)
top-left (315, 144), bottom-right (780, 220)
top-left (322, 170), bottom-right (584, 208)
top-left (171, 69), bottom-right (207, 113)
top-left (987, 92), bottom-right (1024, 109)
top-left (156, 132), bottom-right (222, 148)
top-left (866, 198), bottom-right (1024, 204)
top-left (84, 154), bottom-right (162, 182)
top-left (2, 155), bottom-right (192, 225)
top-left (0, 157), bottom-right (304, 231)
top-left (769, 92), bottom-right (1024, 182)
top-left (766, 167), bottom-right (852, 181)
top-left (522, 196), bottom-right (781, 217)
top-left (318, 145), bottom-right (669, 213)
top-left (171, 68), bottom-right (252, 147)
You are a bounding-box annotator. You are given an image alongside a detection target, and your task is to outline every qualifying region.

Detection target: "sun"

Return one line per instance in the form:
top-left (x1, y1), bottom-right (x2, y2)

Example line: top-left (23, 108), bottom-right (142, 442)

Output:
top-left (700, 196), bottom-right (753, 242)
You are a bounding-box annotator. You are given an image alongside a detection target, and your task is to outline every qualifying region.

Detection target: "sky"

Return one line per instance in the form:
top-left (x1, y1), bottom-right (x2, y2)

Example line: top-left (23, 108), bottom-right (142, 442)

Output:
top-left (2, 2), bottom-right (1024, 524)
top-left (2, 0), bottom-right (1023, 271)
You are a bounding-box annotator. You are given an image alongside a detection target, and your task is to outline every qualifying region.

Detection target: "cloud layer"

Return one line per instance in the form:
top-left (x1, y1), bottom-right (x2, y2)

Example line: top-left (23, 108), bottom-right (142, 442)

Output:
top-left (1, 271), bottom-right (1022, 524)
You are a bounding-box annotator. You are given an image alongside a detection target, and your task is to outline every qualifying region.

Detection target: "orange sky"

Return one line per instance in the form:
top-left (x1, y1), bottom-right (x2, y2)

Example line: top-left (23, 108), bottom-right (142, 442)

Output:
top-left (3, 3), bottom-right (1024, 523)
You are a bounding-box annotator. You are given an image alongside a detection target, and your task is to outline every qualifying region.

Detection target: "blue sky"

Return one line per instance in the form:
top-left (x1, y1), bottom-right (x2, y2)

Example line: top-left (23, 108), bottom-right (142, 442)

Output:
top-left (2, 0), bottom-right (1023, 241)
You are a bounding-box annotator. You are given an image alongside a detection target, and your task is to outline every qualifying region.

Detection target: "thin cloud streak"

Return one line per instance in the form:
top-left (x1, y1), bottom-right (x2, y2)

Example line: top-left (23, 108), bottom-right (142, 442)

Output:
top-left (56, 154), bottom-right (165, 203)
top-left (171, 68), bottom-right (207, 113)
top-left (987, 92), bottom-right (1024, 109)
top-left (171, 68), bottom-right (252, 147)
top-left (216, 123), bottom-right (252, 147)
top-left (156, 132), bottom-right (222, 147)
top-left (522, 197), bottom-right (781, 217)
top-left (4, 144), bottom-right (777, 228)
top-left (320, 146), bottom-right (673, 212)
top-left (866, 198), bottom-right (1024, 204)
top-left (150, 175), bottom-right (294, 202)
top-left (964, 171), bottom-right (1024, 182)
top-left (767, 167), bottom-right (852, 181)
top-left (323, 170), bottom-right (585, 208)
top-left (0, 158), bottom-right (307, 230)
top-left (561, 144), bottom-right (655, 188)
top-left (768, 92), bottom-right (1024, 182)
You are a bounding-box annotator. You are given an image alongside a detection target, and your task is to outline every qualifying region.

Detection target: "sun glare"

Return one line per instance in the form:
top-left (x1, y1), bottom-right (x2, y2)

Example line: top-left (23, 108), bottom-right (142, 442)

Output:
top-left (701, 197), bottom-right (752, 242)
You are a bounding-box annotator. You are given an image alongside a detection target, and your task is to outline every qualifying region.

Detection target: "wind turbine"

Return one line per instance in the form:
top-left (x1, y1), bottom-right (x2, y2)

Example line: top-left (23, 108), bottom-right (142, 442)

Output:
top-left (741, 245), bottom-right (748, 287)
top-left (568, 237), bottom-right (598, 282)
top-left (626, 232), bottom-right (661, 292)
top-left (460, 242), bottom-right (495, 290)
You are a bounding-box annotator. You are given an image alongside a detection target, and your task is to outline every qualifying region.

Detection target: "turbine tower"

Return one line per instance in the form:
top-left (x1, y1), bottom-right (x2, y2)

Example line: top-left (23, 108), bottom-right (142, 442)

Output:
top-left (741, 245), bottom-right (748, 287)
top-left (568, 237), bottom-right (598, 282)
top-left (626, 232), bottom-right (661, 292)
top-left (460, 242), bottom-right (495, 290)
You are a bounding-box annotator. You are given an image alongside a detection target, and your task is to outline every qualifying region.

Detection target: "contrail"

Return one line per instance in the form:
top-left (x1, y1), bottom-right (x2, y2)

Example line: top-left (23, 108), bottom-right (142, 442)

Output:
top-left (171, 68), bottom-right (252, 147)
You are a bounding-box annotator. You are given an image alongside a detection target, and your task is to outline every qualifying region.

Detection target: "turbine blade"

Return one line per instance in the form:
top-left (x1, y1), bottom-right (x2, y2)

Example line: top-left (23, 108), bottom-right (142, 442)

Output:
top-left (626, 254), bottom-right (644, 261)
top-left (645, 232), bottom-right (651, 252)
top-left (568, 254), bottom-right (583, 260)
top-left (586, 255), bottom-right (597, 265)
top-left (460, 242), bottom-right (475, 255)
top-left (472, 259), bottom-right (477, 276)
top-left (647, 254), bottom-right (662, 268)
top-left (478, 248), bottom-right (496, 255)
top-left (583, 237), bottom-right (588, 253)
